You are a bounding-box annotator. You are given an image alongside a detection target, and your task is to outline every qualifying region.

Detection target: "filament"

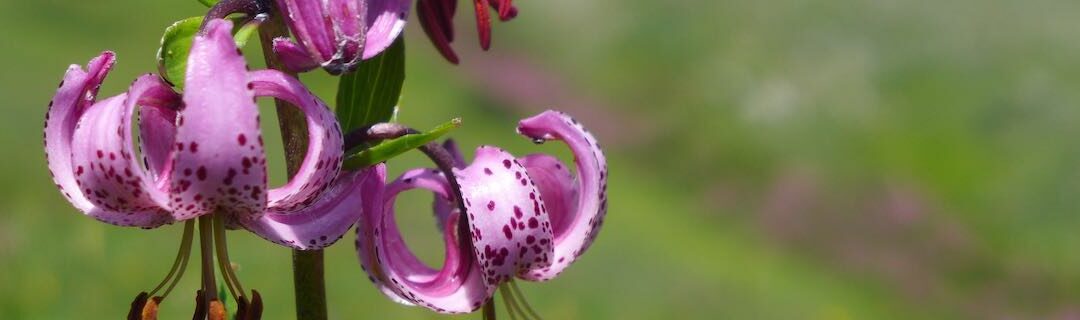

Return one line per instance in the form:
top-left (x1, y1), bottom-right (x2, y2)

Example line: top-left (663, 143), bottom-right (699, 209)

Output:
top-left (213, 213), bottom-right (246, 301)
top-left (198, 215), bottom-right (218, 302)
top-left (499, 284), bottom-right (521, 320)
top-left (509, 280), bottom-right (543, 320)
top-left (149, 220), bottom-right (195, 298)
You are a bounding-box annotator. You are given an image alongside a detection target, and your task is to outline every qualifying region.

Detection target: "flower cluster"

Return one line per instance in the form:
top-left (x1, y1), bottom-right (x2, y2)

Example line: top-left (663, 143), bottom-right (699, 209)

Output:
top-left (44, 1), bottom-right (603, 318)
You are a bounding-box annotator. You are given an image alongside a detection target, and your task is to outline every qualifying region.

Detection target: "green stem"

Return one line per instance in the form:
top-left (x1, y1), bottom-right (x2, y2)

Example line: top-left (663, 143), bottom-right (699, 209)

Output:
top-left (256, 2), bottom-right (326, 320)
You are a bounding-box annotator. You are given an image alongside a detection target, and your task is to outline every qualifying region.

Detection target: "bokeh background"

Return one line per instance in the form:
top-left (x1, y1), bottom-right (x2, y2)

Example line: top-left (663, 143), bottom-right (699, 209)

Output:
top-left (3, 0), bottom-right (1080, 319)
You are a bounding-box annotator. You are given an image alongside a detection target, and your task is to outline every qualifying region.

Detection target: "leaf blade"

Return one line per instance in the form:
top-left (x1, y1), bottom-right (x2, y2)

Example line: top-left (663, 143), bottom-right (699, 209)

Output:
top-left (336, 37), bottom-right (406, 132)
top-left (342, 118), bottom-right (461, 170)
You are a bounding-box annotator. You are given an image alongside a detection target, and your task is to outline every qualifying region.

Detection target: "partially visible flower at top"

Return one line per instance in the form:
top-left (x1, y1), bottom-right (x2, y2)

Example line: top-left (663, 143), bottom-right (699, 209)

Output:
top-left (355, 110), bottom-right (608, 315)
top-left (416, 0), bottom-right (518, 64)
top-left (44, 19), bottom-right (382, 318)
top-left (272, 0), bottom-right (411, 74)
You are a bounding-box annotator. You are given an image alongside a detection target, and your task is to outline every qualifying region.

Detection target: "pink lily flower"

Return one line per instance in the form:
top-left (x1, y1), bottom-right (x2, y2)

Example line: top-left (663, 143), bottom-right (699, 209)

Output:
top-left (44, 19), bottom-right (384, 317)
top-left (356, 111), bottom-right (608, 314)
top-left (272, 0), bottom-right (411, 74)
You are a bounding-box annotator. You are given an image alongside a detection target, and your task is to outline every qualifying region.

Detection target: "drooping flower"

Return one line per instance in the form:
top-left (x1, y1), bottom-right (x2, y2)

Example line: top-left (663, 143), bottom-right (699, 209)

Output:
top-left (416, 0), bottom-right (518, 64)
top-left (272, 0), bottom-right (411, 74)
top-left (44, 19), bottom-right (382, 317)
top-left (355, 110), bottom-right (608, 314)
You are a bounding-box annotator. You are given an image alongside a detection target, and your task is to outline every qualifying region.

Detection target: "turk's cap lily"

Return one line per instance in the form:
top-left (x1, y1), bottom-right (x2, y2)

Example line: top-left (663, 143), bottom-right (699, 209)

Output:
top-left (417, 0), bottom-right (518, 64)
top-left (355, 110), bottom-right (608, 313)
top-left (273, 0), bottom-right (411, 74)
top-left (45, 19), bottom-right (379, 249)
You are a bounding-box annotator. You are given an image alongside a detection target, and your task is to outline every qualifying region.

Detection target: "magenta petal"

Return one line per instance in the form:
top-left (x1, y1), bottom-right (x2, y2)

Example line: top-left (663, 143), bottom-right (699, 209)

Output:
top-left (518, 154), bottom-right (578, 239)
top-left (362, 0), bottom-right (410, 59)
top-left (516, 111), bottom-right (608, 281)
top-left (46, 53), bottom-right (115, 219)
top-left (455, 146), bottom-right (554, 284)
top-left (68, 76), bottom-right (181, 227)
top-left (272, 38), bottom-right (321, 73)
top-left (327, 0), bottom-right (366, 65)
top-left (45, 53), bottom-right (174, 228)
top-left (243, 165), bottom-right (384, 250)
top-left (172, 19), bottom-right (267, 220)
top-left (246, 69), bottom-right (344, 213)
top-left (362, 168), bottom-right (491, 313)
top-left (275, 0), bottom-right (335, 63)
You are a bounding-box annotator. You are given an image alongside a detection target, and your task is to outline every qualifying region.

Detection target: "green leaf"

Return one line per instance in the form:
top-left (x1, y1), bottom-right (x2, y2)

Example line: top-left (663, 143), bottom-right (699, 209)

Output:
top-left (198, 0), bottom-right (221, 7)
top-left (157, 16), bottom-right (260, 91)
top-left (336, 37), bottom-right (406, 132)
top-left (157, 16), bottom-right (203, 90)
top-left (232, 16), bottom-right (263, 48)
top-left (343, 118), bottom-right (461, 170)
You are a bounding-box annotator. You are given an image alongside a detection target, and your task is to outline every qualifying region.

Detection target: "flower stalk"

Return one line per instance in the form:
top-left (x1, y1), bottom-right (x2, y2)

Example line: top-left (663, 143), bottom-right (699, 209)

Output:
top-left (255, 2), bottom-right (326, 319)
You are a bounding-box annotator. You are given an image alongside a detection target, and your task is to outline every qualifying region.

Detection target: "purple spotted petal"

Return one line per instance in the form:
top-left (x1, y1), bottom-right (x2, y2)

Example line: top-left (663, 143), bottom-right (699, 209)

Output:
top-left (171, 19), bottom-right (267, 220)
top-left (362, 0), bottom-right (410, 59)
top-left (243, 164), bottom-right (384, 250)
top-left (518, 154), bottom-right (578, 238)
top-left (515, 111), bottom-right (608, 281)
top-left (247, 70), bottom-right (344, 212)
top-left (455, 146), bottom-right (554, 285)
top-left (362, 168), bottom-right (491, 313)
top-left (45, 53), bottom-right (177, 228)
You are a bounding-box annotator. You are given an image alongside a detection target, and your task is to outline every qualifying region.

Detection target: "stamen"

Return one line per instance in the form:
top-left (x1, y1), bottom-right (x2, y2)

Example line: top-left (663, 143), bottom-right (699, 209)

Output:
top-left (209, 299), bottom-right (227, 320)
top-left (192, 290), bottom-right (208, 320)
top-left (127, 292), bottom-right (149, 320)
top-left (149, 220), bottom-right (196, 297)
top-left (498, 285), bottom-right (520, 320)
top-left (198, 215), bottom-right (218, 309)
top-left (244, 290), bottom-right (264, 320)
top-left (213, 213), bottom-right (245, 301)
top-left (483, 298), bottom-right (497, 320)
top-left (141, 296), bottom-right (162, 320)
top-left (509, 280), bottom-right (544, 320)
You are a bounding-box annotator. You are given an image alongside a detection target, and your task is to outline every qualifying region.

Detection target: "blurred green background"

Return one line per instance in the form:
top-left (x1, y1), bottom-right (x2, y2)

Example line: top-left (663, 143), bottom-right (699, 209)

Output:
top-left (3, 0), bottom-right (1080, 319)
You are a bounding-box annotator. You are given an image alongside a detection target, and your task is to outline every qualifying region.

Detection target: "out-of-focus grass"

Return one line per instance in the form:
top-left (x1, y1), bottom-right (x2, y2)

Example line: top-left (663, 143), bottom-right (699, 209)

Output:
top-left (2, 0), bottom-right (1080, 319)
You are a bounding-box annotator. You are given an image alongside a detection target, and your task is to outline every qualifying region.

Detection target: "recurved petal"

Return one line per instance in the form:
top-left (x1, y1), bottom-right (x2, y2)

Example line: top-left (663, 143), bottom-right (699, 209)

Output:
top-left (46, 53), bottom-right (176, 228)
top-left (363, 168), bottom-right (491, 313)
top-left (70, 93), bottom-right (175, 227)
top-left (243, 164), bottom-right (384, 250)
top-left (46, 52), bottom-right (114, 220)
top-left (516, 111), bottom-right (608, 281)
top-left (172, 19), bottom-right (267, 220)
top-left (518, 154), bottom-right (578, 241)
top-left (274, 0), bottom-right (334, 63)
top-left (327, 0), bottom-right (366, 67)
top-left (247, 69), bottom-right (344, 212)
top-left (363, 0), bottom-right (410, 59)
top-left (455, 146), bottom-right (554, 285)
top-left (271, 38), bottom-right (321, 73)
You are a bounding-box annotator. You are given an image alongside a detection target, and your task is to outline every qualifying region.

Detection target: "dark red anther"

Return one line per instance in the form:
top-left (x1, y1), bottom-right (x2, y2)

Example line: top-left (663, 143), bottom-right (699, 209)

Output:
top-left (473, 0), bottom-right (492, 50)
